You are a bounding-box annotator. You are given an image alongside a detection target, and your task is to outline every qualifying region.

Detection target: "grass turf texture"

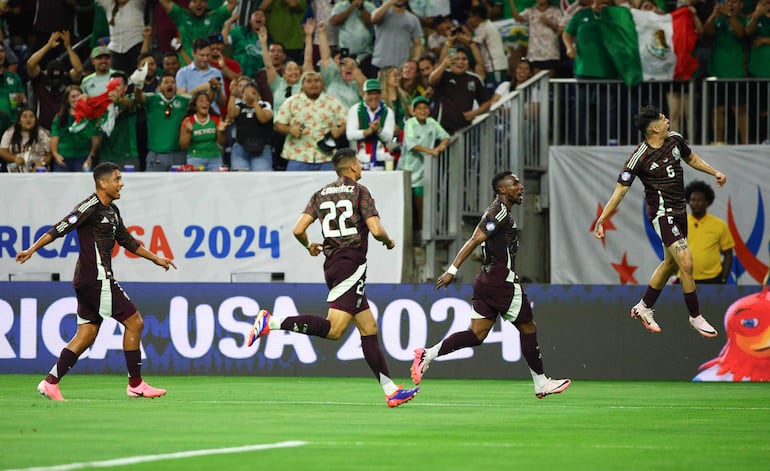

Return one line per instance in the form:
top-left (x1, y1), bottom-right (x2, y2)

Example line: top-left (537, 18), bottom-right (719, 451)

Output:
top-left (2, 375), bottom-right (768, 471)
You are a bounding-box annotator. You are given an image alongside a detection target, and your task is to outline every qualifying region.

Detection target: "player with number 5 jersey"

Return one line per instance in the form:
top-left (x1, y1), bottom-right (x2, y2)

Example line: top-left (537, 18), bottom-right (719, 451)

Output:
top-left (246, 148), bottom-right (419, 407)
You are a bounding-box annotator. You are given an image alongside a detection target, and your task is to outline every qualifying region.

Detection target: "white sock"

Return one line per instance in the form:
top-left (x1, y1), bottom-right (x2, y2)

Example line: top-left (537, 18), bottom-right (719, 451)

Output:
top-left (426, 342), bottom-right (442, 361)
top-left (530, 369), bottom-right (547, 389)
top-left (380, 374), bottom-right (398, 395)
top-left (268, 316), bottom-right (282, 330)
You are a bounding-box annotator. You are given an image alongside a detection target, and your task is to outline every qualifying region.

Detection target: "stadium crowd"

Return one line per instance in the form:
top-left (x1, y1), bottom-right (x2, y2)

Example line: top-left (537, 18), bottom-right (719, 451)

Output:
top-left (0, 0), bottom-right (766, 173)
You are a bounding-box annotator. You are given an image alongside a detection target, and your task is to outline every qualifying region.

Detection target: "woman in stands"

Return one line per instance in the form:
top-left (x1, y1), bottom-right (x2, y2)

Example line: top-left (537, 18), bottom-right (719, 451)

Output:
top-left (0, 107), bottom-right (51, 172)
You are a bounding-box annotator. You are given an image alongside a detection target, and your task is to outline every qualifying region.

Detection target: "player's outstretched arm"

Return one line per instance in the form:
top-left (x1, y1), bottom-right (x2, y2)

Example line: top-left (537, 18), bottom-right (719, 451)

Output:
top-left (685, 151), bottom-right (726, 187)
top-left (594, 183), bottom-right (631, 239)
top-left (15, 233), bottom-right (54, 264)
top-left (436, 228), bottom-right (487, 289)
top-left (135, 246), bottom-right (177, 271)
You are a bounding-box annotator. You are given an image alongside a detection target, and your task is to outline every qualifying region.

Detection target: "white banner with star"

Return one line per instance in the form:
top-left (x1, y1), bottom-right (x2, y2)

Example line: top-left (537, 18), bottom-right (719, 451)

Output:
top-left (549, 145), bottom-right (770, 285)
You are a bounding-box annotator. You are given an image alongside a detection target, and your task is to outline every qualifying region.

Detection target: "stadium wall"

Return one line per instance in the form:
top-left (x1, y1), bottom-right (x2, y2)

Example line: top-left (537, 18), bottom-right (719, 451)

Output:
top-left (2, 282), bottom-right (765, 381)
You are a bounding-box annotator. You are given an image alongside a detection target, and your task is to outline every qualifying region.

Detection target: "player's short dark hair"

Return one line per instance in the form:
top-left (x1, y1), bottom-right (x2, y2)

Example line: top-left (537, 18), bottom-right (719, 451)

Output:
top-left (636, 105), bottom-right (661, 134)
top-left (685, 180), bottom-right (715, 206)
top-left (93, 162), bottom-right (119, 183)
top-left (333, 148), bottom-right (358, 174)
top-left (492, 171), bottom-right (513, 195)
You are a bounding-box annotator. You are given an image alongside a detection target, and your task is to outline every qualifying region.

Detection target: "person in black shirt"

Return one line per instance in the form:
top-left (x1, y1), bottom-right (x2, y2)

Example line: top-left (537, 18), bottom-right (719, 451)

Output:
top-left (16, 162), bottom-right (177, 401)
top-left (594, 105), bottom-right (727, 338)
top-left (226, 78), bottom-right (274, 171)
top-left (414, 171), bottom-right (571, 400)
top-left (247, 148), bottom-right (419, 407)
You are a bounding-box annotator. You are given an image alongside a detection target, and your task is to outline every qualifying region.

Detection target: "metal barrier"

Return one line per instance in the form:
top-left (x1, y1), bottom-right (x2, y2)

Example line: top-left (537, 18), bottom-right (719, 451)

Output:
top-left (702, 78), bottom-right (770, 145)
top-left (551, 78), bottom-right (770, 146)
top-left (420, 71), bottom-right (550, 280)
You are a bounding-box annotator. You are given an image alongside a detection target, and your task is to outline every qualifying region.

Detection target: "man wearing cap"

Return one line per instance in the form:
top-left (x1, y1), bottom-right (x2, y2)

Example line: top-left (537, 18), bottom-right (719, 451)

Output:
top-left (399, 95), bottom-right (449, 230)
top-left (207, 32), bottom-right (241, 103)
top-left (26, 31), bottom-right (84, 129)
top-left (82, 45), bottom-right (117, 97)
top-left (345, 79), bottom-right (395, 169)
top-left (275, 71), bottom-right (347, 171)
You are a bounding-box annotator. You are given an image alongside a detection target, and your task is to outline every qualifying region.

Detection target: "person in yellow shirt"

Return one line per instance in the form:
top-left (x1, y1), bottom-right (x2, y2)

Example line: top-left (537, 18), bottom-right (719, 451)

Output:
top-left (683, 180), bottom-right (735, 284)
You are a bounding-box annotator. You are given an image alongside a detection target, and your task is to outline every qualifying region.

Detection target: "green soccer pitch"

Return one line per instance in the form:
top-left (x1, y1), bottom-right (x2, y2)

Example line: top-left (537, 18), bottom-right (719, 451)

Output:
top-left (2, 375), bottom-right (768, 471)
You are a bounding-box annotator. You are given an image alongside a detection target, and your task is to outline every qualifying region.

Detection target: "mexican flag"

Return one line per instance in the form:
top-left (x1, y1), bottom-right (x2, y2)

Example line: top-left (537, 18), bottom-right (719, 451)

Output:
top-left (602, 6), bottom-right (699, 86)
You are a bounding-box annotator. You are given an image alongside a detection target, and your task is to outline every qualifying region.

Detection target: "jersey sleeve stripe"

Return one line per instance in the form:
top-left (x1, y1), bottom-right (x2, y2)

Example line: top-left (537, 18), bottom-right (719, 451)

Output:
top-left (627, 143), bottom-right (647, 170)
top-left (494, 206), bottom-right (508, 222)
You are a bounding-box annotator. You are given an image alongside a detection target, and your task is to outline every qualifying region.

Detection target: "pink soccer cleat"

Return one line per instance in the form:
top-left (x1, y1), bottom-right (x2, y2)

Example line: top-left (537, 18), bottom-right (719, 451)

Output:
top-left (127, 381), bottom-right (167, 398)
top-left (410, 348), bottom-right (430, 385)
top-left (38, 380), bottom-right (65, 401)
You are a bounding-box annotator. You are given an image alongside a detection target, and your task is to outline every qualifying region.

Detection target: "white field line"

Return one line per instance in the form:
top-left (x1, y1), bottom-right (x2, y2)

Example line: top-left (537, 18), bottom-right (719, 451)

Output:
top-left (40, 397), bottom-right (770, 411)
top-left (65, 398), bottom-right (770, 411)
top-left (191, 400), bottom-right (770, 411)
top-left (5, 441), bottom-right (307, 471)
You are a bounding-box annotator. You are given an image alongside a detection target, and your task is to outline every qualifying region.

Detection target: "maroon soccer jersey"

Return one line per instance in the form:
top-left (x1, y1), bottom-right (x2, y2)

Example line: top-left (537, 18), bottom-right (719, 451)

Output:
top-left (46, 193), bottom-right (141, 288)
top-left (304, 175), bottom-right (379, 260)
top-left (618, 131), bottom-right (692, 221)
top-left (476, 196), bottom-right (519, 279)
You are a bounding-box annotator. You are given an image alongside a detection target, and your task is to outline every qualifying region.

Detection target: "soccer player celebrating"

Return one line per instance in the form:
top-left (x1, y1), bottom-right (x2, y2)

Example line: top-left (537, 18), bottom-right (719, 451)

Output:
top-left (16, 162), bottom-right (177, 401)
top-left (247, 148), bottom-right (419, 408)
top-left (414, 171), bottom-right (571, 399)
top-left (594, 105), bottom-right (727, 337)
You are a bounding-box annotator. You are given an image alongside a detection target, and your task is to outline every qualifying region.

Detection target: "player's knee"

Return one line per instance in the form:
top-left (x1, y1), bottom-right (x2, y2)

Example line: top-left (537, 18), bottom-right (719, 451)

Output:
top-left (124, 312), bottom-right (144, 333)
top-left (516, 320), bottom-right (537, 335)
top-left (326, 327), bottom-right (344, 340)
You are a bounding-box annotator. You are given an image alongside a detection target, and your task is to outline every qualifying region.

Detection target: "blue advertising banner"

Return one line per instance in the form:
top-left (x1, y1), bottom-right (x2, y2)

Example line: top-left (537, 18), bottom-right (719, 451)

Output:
top-left (1, 283), bottom-right (766, 380)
